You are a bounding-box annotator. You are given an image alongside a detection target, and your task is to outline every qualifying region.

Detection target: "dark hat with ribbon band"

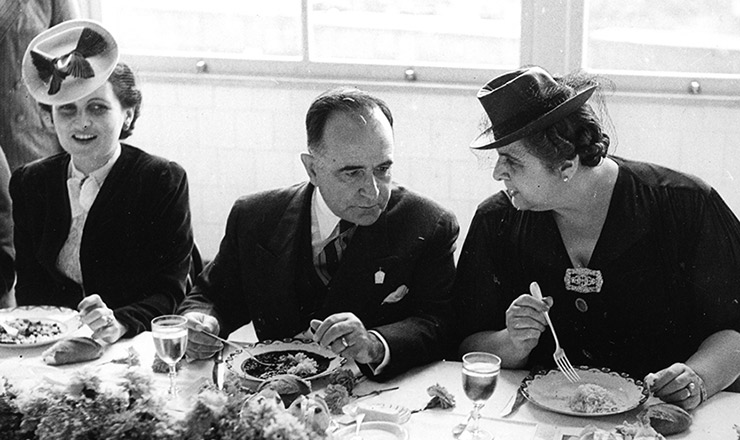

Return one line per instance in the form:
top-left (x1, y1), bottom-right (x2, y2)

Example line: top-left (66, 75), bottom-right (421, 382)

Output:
top-left (22, 19), bottom-right (119, 106)
top-left (470, 66), bottom-right (596, 150)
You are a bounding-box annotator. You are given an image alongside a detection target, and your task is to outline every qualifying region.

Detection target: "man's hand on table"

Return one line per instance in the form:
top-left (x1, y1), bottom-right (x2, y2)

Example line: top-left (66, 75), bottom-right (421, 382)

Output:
top-left (310, 313), bottom-right (385, 365)
top-left (183, 312), bottom-right (222, 360)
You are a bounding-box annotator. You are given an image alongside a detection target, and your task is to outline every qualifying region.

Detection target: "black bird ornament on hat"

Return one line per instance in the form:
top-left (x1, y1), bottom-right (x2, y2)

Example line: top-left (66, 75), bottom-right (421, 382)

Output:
top-left (30, 27), bottom-right (108, 96)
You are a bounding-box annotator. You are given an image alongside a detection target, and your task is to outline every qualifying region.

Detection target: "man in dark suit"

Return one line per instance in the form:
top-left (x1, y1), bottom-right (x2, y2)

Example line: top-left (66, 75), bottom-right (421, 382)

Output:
top-left (179, 87), bottom-right (459, 380)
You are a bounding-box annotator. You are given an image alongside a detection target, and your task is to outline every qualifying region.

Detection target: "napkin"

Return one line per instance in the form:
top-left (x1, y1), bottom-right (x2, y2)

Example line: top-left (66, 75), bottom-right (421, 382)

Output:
top-left (42, 336), bottom-right (104, 365)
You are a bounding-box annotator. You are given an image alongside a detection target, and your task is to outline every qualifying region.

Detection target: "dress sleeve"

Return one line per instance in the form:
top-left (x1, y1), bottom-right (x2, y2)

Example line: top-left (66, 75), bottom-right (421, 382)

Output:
top-left (8, 166), bottom-right (55, 304)
top-left (0, 152), bottom-right (14, 303)
top-left (684, 188), bottom-right (740, 336)
top-left (113, 162), bottom-right (193, 336)
top-left (452, 197), bottom-right (512, 343)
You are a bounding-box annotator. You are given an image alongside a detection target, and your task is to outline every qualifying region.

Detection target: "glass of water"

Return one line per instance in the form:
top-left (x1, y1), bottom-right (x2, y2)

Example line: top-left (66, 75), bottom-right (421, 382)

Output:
top-left (151, 315), bottom-right (188, 398)
top-left (460, 352), bottom-right (501, 440)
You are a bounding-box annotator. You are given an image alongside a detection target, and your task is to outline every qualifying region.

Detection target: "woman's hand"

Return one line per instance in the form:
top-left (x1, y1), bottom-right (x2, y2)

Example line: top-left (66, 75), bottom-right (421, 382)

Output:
top-left (505, 293), bottom-right (552, 354)
top-left (645, 363), bottom-right (705, 410)
top-left (78, 294), bottom-right (126, 344)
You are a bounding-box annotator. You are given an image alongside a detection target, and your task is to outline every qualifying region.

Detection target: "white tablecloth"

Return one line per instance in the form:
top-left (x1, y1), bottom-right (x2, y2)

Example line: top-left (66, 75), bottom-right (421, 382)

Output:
top-left (1, 330), bottom-right (739, 439)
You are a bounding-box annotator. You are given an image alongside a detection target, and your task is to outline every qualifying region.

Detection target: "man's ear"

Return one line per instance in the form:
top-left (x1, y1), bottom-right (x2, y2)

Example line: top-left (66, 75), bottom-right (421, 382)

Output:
top-left (300, 152), bottom-right (319, 185)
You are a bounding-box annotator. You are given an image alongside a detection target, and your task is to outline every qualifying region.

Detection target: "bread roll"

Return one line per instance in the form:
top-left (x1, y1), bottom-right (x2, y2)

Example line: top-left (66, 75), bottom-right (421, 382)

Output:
top-left (42, 337), bottom-right (104, 366)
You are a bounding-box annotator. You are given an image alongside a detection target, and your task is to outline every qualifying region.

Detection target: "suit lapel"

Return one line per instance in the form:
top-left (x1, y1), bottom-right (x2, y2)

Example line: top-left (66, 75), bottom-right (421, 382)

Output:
top-left (256, 183), bottom-right (313, 332)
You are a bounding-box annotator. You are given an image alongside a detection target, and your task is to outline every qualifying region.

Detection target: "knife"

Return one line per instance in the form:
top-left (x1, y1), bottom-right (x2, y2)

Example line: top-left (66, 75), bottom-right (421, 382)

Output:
top-left (212, 348), bottom-right (225, 390)
top-left (499, 387), bottom-right (526, 418)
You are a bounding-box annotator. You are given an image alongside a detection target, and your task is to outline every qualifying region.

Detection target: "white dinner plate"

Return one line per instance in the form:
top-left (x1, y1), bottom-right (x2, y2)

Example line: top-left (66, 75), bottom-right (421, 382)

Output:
top-left (520, 366), bottom-right (648, 417)
top-left (0, 306), bottom-right (81, 348)
top-left (332, 421), bottom-right (409, 440)
top-left (225, 338), bottom-right (345, 382)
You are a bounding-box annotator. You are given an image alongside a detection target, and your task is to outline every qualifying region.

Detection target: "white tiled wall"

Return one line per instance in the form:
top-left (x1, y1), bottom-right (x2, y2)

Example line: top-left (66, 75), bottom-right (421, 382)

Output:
top-left (127, 74), bottom-right (740, 261)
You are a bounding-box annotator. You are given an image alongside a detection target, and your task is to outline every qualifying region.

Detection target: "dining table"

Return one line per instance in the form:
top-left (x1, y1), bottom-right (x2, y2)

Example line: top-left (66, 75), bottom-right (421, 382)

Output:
top-left (1, 324), bottom-right (739, 440)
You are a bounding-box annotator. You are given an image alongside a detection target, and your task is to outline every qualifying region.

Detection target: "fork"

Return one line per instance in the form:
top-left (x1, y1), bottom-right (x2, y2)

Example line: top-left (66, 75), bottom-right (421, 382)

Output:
top-left (193, 326), bottom-right (276, 367)
top-left (529, 281), bottom-right (580, 383)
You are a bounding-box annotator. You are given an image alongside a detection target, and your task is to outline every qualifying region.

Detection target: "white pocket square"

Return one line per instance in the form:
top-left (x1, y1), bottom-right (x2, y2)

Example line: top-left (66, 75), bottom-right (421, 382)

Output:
top-left (382, 284), bottom-right (409, 305)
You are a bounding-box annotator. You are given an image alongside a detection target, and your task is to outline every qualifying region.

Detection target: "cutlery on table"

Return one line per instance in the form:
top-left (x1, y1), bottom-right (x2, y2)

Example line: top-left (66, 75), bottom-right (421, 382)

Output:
top-left (212, 348), bottom-right (225, 390)
top-left (499, 387), bottom-right (526, 418)
top-left (529, 281), bottom-right (580, 383)
top-left (192, 326), bottom-right (275, 367)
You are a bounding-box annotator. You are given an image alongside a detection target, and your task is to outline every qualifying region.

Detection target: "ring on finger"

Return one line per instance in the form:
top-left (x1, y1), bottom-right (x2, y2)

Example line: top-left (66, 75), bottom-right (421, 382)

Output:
top-left (341, 336), bottom-right (349, 348)
top-left (105, 315), bottom-right (114, 326)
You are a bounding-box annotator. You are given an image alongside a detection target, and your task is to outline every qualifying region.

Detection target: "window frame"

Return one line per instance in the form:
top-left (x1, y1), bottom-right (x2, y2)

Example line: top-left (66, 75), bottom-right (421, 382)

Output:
top-left (86, 0), bottom-right (740, 97)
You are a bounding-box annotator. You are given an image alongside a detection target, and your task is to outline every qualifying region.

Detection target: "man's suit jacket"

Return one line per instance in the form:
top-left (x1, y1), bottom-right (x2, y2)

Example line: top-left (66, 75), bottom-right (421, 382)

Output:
top-left (9, 144), bottom-right (193, 336)
top-left (180, 182), bottom-right (459, 379)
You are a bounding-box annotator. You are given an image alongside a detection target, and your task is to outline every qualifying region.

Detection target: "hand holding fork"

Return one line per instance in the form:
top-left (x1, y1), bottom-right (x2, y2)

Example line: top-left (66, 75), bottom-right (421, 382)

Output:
top-left (529, 282), bottom-right (580, 383)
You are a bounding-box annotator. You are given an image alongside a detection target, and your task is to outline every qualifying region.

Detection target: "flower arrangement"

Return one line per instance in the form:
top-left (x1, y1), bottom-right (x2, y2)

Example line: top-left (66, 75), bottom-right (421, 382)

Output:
top-left (0, 366), bottom-right (331, 440)
top-left (321, 369), bottom-right (358, 414)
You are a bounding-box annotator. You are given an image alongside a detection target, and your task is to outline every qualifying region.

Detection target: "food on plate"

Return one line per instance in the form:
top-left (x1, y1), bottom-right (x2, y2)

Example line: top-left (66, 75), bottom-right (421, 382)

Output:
top-left (578, 421), bottom-right (666, 440)
top-left (242, 349), bottom-right (325, 380)
top-left (42, 337), bottom-right (103, 365)
top-left (256, 373), bottom-right (311, 406)
top-left (569, 383), bottom-right (619, 414)
top-left (0, 318), bottom-right (63, 345)
top-left (638, 403), bottom-right (692, 435)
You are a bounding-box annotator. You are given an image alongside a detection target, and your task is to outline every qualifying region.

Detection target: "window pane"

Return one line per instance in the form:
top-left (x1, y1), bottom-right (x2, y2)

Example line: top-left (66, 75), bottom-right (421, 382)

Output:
top-left (100, 0), bottom-right (302, 59)
top-left (309, 0), bottom-right (521, 68)
top-left (586, 0), bottom-right (740, 74)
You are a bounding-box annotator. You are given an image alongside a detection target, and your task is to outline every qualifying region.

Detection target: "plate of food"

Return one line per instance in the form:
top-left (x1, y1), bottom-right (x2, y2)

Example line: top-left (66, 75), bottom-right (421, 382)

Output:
top-left (520, 366), bottom-right (649, 417)
top-left (225, 338), bottom-right (345, 382)
top-left (0, 306), bottom-right (81, 348)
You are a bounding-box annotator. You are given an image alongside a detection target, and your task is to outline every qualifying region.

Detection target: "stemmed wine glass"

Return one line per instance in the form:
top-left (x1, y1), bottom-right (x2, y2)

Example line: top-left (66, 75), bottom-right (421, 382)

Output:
top-left (151, 315), bottom-right (189, 398)
top-left (460, 352), bottom-right (501, 440)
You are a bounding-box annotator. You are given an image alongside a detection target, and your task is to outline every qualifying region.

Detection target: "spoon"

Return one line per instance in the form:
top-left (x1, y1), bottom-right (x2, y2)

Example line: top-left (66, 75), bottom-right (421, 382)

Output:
top-left (451, 412), bottom-right (474, 438)
top-left (350, 413), bottom-right (365, 440)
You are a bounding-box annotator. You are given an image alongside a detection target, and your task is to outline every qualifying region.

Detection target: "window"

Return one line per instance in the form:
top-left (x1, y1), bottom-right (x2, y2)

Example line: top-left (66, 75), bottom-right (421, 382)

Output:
top-left (96, 0), bottom-right (520, 84)
top-left (100, 0), bottom-right (302, 59)
top-left (585, 0), bottom-right (740, 75)
top-left (93, 0), bottom-right (740, 94)
top-left (308, 1), bottom-right (520, 68)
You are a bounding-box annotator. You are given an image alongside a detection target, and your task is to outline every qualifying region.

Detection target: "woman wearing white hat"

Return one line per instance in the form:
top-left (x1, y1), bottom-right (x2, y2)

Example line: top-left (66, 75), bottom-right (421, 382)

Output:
top-left (453, 66), bottom-right (740, 410)
top-left (10, 19), bottom-right (194, 344)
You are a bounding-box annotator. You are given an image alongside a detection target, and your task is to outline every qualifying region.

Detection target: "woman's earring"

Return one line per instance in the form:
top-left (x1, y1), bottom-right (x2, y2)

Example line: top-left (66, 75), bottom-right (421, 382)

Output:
top-left (563, 176), bottom-right (569, 182)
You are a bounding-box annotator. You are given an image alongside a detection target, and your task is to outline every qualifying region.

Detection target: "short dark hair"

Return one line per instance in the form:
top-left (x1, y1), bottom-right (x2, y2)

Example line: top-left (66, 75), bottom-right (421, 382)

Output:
top-left (523, 72), bottom-right (611, 169)
top-left (39, 62), bottom-right (143, 140)
top-left (305, 87), bottom-right (393, 153)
